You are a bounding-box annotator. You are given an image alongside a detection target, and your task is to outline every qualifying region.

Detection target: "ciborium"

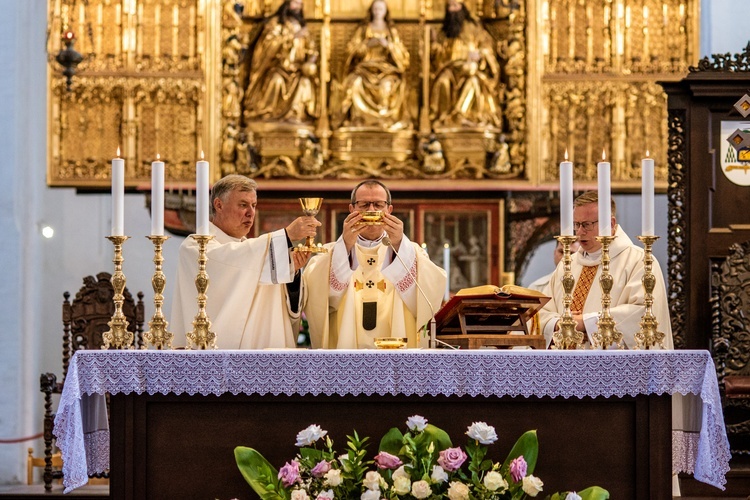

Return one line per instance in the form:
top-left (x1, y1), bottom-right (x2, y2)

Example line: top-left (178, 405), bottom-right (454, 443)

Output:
top-left (294, 197), bottom-right (327, 253)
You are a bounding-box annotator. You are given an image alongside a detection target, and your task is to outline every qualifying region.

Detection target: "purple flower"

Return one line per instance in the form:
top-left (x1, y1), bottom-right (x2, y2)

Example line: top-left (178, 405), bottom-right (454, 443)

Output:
top-left (278, 460), bottom-right (301, 487)
top-left (374, 451), bottom-right (403, 470)
top-left (510, 456), bottom-right (527, 483)
top-left (437, 447), bottom-right (467, 472)
top-left (310, 460), bottom-right (331, 478)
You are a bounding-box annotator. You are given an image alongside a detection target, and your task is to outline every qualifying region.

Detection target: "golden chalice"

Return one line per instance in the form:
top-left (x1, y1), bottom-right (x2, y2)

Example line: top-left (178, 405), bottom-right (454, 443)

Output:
top-left (294, 197), bottom-right (327, 253)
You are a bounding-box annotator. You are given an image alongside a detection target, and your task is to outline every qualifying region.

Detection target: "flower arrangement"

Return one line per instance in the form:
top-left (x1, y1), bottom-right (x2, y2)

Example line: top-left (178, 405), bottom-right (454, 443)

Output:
top-left (234, 416), bottom-right (608, 500)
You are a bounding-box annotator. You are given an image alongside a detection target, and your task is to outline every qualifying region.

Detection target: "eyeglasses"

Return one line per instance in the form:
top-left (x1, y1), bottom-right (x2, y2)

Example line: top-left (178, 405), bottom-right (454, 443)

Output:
top-left (354, 200), bottom-right (389, 210)
top-left (573, 220), bottom-right (598, 232)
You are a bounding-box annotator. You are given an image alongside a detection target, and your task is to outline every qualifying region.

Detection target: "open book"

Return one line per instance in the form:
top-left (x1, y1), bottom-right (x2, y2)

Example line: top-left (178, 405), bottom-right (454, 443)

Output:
top-left (455, 284), bottom-right (548, 299)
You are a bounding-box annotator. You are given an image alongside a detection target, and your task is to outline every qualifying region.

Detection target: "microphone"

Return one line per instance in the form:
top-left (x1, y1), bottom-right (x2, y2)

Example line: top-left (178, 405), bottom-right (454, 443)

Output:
top-left (381, 236), bottom-right (457, 349)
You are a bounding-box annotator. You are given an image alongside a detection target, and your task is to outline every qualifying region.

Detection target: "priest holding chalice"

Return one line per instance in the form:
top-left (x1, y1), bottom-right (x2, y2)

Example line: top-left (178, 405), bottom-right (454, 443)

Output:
top-left (303, 180), bottom-right (447, 349)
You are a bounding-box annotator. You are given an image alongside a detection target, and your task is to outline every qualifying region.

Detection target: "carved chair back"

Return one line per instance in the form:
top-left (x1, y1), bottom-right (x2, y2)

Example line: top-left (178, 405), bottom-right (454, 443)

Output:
top-left (710, 240), bottom-right (750, 454)
top-left (39, 272), bottom-right (144, 490)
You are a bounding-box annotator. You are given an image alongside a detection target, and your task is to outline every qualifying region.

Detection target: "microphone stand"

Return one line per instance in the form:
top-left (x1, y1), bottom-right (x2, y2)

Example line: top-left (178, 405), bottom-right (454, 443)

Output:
top-left (382, 237), bottom-right (458, 349)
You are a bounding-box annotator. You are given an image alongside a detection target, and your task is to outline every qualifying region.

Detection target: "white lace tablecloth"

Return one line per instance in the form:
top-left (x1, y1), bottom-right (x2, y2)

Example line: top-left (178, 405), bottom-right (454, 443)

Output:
top-left (54, 349), bottom-right (730, 493)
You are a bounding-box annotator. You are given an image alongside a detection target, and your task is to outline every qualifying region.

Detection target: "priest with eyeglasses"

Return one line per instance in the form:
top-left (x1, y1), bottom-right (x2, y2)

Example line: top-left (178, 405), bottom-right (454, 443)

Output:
top-left (537, 190), bottom-right (674, 349)
top-left (303, 180), bottom-right (447, 349)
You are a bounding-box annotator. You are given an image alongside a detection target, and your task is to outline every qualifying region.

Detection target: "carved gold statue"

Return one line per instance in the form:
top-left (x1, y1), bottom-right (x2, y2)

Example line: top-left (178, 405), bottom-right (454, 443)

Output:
top-left (336, 0), bottom-right (411, 131)
top-left (243, 0), bottom-right (318, 124)
top-left (430, 0), bottom-right (503, 131)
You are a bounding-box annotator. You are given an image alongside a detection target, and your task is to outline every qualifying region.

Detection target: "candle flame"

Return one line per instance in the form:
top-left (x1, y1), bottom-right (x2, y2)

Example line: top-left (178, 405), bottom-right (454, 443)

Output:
top-left (444, 243), bottom-right (450, 249)
top-left (564, 149), bottom-right (569, 161)
top-left (156, 153), bottom-right (161, 160)
top-left (116, 146), bottom-right (121, 158)
top-left (645, 150), bottom-right (650, 158)
top-left (602, 149), bottom-right (606, 160)
top-left (200, 150), bottom-right (205, 160)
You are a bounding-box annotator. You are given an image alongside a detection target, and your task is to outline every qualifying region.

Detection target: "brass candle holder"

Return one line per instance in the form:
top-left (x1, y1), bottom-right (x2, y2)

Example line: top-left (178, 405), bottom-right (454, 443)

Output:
top-left (142, 235), bottom-right (174, 350)
top-left (186, 235), bottom-right (217, 350)
top-left (634, 235), bottom-right (666, 349)
top-left (552, 235), bottom-right (585, 349)
top-left (293, 197), bottom-right (327, 253)
top-left (591, 235), bottom-right (624, 349)
top-left (102, 235), bottom-right (134, 349)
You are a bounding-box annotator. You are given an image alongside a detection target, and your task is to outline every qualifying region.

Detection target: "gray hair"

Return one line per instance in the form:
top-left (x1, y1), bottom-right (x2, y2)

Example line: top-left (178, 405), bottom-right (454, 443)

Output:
top-left (210, 175), bottom-right (258, 217)
top-left (350, 179), bottom-right (392, 205)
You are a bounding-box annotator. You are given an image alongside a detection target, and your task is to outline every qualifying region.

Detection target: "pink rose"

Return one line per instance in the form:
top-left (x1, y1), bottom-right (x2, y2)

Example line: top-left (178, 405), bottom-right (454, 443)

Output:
top-left (374, 451), bottom-right (403, 470)
top-left (510, 456), bottom-right (527, 483)
top-left (278, 460), bottom-right (301, 487)
top-left (311, 460), bottom-right (331, 478)
top-left (438, 447), bottom-right (467, 472)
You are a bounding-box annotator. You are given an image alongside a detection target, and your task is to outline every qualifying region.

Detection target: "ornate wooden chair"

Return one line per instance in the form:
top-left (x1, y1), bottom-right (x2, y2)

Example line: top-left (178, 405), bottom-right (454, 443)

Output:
top-left (710, 240), bottom-right (750, 455)
top-left (39, 272), bottom-right (144, 490)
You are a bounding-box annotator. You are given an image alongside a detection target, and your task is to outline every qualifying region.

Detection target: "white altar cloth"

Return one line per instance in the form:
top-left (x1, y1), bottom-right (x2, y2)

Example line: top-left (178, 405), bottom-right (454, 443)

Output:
top-left (54, 349), bottom-right (730, 493)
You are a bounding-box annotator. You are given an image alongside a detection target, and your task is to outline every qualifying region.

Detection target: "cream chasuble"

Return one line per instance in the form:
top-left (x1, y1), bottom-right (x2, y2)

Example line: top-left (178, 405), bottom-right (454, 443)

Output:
top-left (170, 222), bottom-right (300, 349)
top-left (303, 234), bottom-right (446, 349)
top-left (537, 225), bottom-right (673, 349)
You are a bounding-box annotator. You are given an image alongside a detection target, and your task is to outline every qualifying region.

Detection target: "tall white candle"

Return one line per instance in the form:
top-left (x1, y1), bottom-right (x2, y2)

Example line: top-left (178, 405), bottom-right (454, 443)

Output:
top-left (560, 150), bottom-right (574, 235)
top-left (196, 153), bottom-right (210, 235)
top-left (642, 153), bottom-right (655, 236)
top-left (111, 150), bottom-right (125, 236)
top-left (151, 155), bottom-right (165, 236)
top-left (443, 243), bottom-right (450, 301)
top-left (597, 151), bottom-right (612, 237)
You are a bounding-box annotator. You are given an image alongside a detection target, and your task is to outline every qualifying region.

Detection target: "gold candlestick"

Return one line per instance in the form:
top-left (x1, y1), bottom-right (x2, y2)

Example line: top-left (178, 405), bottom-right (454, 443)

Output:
top-left (552, 235), bottom-right (585, 349)
top-left (634, 235), bottom-right (665, 349)
top-left (102, 235), bottom-right (134, 349)
top-left (293, 197), bottom-right (327, 253)
top-left (186, 235), bottom-right (217, 350)
top-left (143, 235), bottom-right (174, 350)
top-left (591, 235), bottom-right (624, 349)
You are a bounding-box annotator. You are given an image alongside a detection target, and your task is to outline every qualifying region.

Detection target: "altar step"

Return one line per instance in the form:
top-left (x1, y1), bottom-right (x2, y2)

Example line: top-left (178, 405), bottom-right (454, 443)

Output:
top-left (0, 484), bottom-right (108, 498)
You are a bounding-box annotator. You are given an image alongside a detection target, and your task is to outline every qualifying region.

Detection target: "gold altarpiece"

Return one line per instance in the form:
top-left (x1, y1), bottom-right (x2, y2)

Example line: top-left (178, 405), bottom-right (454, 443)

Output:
top-left (47, 0), bottom-right (698, 190)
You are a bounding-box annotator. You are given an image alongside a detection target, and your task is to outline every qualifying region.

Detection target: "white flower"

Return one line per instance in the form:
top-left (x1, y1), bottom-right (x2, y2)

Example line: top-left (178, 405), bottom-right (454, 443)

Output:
top-left (406, 415), bottom-right (428, 432)
top-left (466, 421), bottom-right (498, 445)
top-left (324, 469), bottom-right (342, 487)
top-left (392, 465), bottom-right (411, 480)
top-left (564, 493), bottom-right (582, 500)
top-left (446, 481), bottom-right (470, 500)
top-left (522, 475), bottom-right (544, 497)
top-left (411, 480), bottom-right (432, 499)
top-left (291, 489), bottom-right (310, 500)
top-left (363, 471), bottom-right (382, 491)
top-left (483, 471), bottom-right (508, 492)
top-left (392, 476), bottom-right (411, 495)
top-left (315, 490), bottom-right (335, 500)
top-left (296, 424), bottom-right (328, 447)
top-left (337, 454), bottom-right (348, 464)
top-left (360, 489), bottom-right (380, 500)
top-left (430, 465), bottom-right (449, 483)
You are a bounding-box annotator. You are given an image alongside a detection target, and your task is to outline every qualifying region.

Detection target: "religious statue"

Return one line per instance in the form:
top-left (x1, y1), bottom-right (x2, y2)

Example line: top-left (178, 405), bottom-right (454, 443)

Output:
top-left (243, 0), bottom-right (318, 124)
top-left (430, 0), bottom-right (503, 130)
top-left (336, 0), bottom-right (411, 131)
top-left (420, 133), bottom-right (446, 173)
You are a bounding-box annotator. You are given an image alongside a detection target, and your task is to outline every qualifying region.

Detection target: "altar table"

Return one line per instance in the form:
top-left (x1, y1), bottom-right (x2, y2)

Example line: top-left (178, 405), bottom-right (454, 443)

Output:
top-left (54, 349), bottom-right (729, 498)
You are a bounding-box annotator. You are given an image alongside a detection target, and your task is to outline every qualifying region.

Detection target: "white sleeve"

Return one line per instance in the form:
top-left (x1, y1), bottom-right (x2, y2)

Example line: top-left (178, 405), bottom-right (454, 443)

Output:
top-left (381, 235), bottom-right (418, 315)
top-left (329, 238), bottom-right (354, 309)
top-left (259, 229), bottom-right (295, 284)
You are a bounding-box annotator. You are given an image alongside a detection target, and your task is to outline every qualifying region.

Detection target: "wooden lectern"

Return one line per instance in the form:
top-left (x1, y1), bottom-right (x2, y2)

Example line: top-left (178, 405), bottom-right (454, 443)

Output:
top-left (434, 285), bottom-right (550, 349)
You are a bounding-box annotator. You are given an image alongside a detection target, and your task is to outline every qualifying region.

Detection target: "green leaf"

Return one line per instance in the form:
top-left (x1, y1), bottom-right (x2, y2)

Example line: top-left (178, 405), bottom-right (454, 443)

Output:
top-left (234, 447), bottom-right (289, 500)
top-left (501, 430), bottom-right (539, 474)
top-left (379, 427), bottom-right (405, 455)
top-left (577, 486), bottom-right (610, 500)
top-left (416, 424), bottom-right (453, 452)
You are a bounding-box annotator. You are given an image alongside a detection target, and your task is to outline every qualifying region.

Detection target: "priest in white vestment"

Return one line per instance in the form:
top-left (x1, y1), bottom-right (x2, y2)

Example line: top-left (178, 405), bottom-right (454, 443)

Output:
top-left (170, 175), bottom-right (320, 349)
top-left (538, 190), bottom-right (673, 349)
top-left (303, 180), bottom-right (447, 349)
